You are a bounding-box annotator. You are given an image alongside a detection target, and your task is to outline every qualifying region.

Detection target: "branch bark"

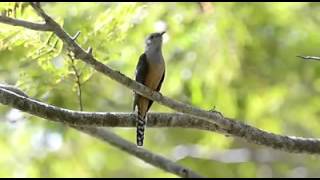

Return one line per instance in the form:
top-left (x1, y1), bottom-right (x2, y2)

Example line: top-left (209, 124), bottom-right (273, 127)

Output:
top-left (1, 86), bottom-right (320, 154)
top-left (0, 86), bottom-right (202, 178)
top-left (0, 15), bottom-right (50, 31)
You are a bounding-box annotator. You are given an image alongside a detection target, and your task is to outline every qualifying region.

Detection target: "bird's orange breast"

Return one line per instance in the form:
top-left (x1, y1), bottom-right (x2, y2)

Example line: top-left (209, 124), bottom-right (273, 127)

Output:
top-left (144, 61), bottom-right (165, 90)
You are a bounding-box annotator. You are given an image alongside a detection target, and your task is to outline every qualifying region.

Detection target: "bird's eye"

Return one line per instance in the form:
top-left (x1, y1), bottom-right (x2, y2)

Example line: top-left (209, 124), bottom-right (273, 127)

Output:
top-left (150, 35), bottom-right (154, 39)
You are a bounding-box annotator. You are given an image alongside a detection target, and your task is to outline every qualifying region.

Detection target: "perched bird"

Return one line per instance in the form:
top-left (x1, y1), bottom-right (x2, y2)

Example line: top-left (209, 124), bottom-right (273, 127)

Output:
top-left (133, 31), bottom-right (166, 147)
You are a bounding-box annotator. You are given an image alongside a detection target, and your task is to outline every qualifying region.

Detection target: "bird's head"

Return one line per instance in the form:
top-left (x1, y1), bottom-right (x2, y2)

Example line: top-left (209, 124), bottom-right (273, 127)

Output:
top-left (145, 31), bottom-right (166, 51)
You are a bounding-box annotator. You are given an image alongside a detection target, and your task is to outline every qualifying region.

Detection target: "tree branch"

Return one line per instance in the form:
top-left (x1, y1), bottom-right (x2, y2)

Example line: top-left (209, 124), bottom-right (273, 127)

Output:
top-left (68, 54), bottom-right (83, 111)
top-left (0, 84), bottom-right (29, 98)
top-left (0, 15), bottom-right (50, 31)
top-left (1, 86), bottom-right (320, 154)
top-left (0, 86), bottom-right (202, 178)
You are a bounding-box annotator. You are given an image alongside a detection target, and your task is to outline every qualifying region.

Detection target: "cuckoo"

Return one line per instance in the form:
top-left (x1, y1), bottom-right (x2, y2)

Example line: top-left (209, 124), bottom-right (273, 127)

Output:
top-left (133, 31), bottom-right (166, 147)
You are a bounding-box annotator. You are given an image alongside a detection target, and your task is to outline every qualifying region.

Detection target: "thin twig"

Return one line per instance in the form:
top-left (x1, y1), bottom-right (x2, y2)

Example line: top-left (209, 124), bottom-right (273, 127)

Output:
top-left (297, 55), bottom-right (320, 61)
top-left (87, 46), bottom-right (93, 56)
top-left (68, 53), bottom-right (83, 111)
top-left (71, 31), bottom-right (81, 41)
top-left (29, 39), bottom-right (59, 61)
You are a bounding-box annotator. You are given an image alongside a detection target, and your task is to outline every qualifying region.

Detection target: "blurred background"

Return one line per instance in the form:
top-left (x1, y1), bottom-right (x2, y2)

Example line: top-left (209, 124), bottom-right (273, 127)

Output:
top-left (0, 2), bottom-right (320, 178)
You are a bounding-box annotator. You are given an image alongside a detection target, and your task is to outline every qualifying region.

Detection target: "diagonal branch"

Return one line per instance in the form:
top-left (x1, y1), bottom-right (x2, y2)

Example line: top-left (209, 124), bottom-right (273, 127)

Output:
top-left (1, 86), bottom-right (320, 154)
top-left (0, 15), bottom-right (50, 31)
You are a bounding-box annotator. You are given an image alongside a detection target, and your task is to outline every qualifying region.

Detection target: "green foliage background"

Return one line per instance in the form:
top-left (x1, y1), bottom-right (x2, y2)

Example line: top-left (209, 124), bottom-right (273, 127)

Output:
top-left (0, 2), bottom-right (320, 178)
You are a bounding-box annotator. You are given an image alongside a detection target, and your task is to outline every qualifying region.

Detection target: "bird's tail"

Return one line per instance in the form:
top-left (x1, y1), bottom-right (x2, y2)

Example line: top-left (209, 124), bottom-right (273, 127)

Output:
top-left (136, 113), bottom-right (146, 147)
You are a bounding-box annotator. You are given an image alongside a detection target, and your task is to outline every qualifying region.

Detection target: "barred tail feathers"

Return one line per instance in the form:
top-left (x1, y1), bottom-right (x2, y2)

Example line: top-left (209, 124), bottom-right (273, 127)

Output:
top-left (136, 113), bottom-right (146, 147)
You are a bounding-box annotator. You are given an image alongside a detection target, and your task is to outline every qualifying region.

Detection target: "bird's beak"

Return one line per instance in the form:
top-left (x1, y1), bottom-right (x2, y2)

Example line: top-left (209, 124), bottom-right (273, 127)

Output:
top-left (160, 31), bottom-right (166, 36)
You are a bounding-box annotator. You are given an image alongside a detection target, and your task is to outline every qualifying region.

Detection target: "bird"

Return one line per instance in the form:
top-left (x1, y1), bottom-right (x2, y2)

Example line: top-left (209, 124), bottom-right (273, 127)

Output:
top-left (133, 31), bottom-right (166, 147)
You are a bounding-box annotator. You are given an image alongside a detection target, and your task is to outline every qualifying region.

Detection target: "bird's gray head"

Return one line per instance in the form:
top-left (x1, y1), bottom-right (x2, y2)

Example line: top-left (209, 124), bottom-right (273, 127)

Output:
top-left (145, 31), bottom-right (166, 52)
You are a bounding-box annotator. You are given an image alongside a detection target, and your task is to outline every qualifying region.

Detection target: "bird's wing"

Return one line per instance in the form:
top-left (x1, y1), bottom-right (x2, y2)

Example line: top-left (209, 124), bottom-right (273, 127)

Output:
top-left (146, 70), bottom-right (165, 111)
top-left (156, 69), bottom-right (165, 91)
top-left (133, 53), bottom-right (149, 111)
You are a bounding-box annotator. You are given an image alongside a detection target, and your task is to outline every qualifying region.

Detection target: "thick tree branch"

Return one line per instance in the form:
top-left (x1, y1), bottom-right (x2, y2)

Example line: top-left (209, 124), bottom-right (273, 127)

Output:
top-left (0, 84), bottom-right (29, 98)
top-left (0, 86), bottom-right (202, 178)
top-left (1, 86), bottom-right (320, 154)
top-left (0, 84), bottom-right (223, 132)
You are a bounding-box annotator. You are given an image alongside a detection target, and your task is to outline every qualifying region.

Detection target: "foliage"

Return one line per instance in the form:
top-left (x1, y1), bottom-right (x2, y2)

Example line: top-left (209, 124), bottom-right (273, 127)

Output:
top-left (0, 2), bottom-right (320, 177)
